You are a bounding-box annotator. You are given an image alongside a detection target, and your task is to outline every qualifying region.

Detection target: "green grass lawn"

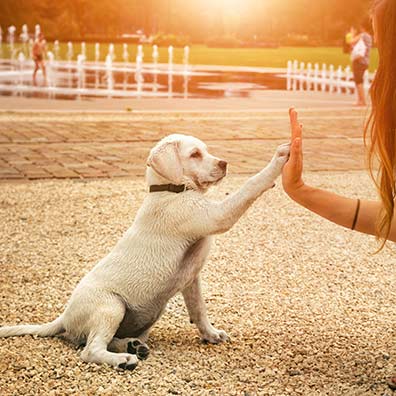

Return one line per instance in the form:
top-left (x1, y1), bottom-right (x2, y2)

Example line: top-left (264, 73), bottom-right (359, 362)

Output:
top-left (1, 43), bottom-right (379, 72)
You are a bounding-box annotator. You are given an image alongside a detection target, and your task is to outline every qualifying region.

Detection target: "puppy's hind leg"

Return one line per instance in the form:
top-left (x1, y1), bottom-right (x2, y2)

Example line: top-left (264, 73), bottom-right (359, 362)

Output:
top-left (108, 337), bottom-right (150, 361)
top-left (80, 297), bottom-right (139, 370)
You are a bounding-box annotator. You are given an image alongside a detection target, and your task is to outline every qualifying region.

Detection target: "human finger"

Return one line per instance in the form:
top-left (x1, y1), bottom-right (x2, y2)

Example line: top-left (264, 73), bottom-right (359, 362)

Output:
top-left (289, 108), bottom-right (302, 141)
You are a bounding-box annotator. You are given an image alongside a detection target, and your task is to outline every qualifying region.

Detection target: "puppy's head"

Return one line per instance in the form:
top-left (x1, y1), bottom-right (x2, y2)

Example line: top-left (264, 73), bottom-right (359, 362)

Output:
top-left (146, 134), bottom-right (227, 192)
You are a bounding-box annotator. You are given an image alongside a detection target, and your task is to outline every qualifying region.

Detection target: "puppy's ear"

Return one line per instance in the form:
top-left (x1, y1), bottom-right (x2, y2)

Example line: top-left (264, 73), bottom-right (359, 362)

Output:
top-left (147, 141), bottom-right (183, 184)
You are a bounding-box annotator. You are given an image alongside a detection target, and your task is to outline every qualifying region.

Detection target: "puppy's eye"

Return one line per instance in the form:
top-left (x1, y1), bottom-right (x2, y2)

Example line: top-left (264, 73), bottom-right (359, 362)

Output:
top-left (190, 150), bottom-right (202, 159)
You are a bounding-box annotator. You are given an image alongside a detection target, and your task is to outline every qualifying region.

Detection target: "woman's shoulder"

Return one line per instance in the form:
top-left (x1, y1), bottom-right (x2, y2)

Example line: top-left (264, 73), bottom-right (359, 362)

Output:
top-left (361, 32), bottom-right (372, 45)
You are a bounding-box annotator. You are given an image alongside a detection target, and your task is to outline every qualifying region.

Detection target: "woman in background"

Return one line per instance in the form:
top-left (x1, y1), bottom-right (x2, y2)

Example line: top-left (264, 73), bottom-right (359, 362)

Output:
top-left (282, 0), bottom-right (395, 390)
top-left (350, 18), bottom-right (373, 106)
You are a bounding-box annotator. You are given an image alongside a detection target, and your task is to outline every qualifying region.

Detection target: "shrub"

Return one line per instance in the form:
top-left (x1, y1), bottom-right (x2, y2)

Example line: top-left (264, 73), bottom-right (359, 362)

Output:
top-left (152, 33), bottom-right (190, 47)
top-left (281, 34), bottom-right (313, 47)
top-left (206, 36), bottom-right (242, 48)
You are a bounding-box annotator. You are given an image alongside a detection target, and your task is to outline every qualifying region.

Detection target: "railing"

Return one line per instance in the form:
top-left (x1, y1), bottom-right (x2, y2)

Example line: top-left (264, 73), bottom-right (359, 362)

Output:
top-left (286, 60), bottom-right (375, 94)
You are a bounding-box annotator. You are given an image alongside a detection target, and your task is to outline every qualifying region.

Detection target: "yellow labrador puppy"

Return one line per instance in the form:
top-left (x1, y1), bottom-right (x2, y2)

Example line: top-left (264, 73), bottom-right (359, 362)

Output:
top-left (0, 134), bottom-right (290, 370)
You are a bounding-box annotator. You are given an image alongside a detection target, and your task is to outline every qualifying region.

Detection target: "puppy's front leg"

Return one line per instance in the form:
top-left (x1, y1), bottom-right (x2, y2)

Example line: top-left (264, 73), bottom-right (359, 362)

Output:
top-left (179, 143), bottom-right (290, 237)
top-left (209, 142), bottom-right (290, 234)
top-left (182, 276), bottom-right (228, 344)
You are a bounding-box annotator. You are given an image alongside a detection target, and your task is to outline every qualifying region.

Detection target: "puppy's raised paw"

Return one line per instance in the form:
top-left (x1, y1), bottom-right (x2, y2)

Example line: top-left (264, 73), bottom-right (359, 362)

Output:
top-left (269, 142), bottom-right (291, 177)
top-left (275, 142), bottom-right (291, 162)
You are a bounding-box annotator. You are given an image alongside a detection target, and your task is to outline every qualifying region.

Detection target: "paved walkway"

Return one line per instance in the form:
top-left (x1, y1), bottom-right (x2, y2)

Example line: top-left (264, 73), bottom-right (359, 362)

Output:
top-left (0, 105), bottom-right (367, 181)
top-left (0, 90), bottom-right (359, 112)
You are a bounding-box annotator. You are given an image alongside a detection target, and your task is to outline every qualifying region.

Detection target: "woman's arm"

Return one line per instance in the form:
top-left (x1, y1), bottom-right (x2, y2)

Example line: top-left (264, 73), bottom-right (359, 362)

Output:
top-left (288, 184), bottom-right (387, 237)
top-left (350, 33), bottom-right (362, 46)
top-left (282, 108), bottom-right (396, 242)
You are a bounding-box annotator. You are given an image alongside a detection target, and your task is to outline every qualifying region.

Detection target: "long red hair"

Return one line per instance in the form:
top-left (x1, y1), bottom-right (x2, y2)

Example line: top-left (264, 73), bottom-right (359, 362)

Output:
top-left (364, 0), bottom-right (396, 249)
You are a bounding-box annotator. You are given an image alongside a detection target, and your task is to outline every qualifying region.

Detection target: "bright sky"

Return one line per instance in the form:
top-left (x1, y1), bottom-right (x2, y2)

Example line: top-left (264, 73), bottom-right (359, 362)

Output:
top-left (200, 0), bottom-right (248, 13)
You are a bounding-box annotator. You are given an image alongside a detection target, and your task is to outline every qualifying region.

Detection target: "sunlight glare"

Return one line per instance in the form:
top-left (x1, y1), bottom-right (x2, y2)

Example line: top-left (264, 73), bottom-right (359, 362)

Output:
top-left (200, 0), bottom-right (248, 13)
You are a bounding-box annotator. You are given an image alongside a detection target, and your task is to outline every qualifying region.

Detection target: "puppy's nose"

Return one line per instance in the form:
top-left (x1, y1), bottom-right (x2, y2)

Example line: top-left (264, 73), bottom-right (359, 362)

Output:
top-left (218, 160), bottom-right (227, 171)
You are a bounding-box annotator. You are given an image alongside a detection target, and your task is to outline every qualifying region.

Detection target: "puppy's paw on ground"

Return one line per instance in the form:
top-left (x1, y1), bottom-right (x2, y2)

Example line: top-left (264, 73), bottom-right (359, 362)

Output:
top-left (117, 361), bottom-right (138, 371)
top-left (201, 328), bottom-right (229, 344)
top-left (127, 339), bottom-right (150, 360)
top-left (115, 353), bottom-right (139, 371)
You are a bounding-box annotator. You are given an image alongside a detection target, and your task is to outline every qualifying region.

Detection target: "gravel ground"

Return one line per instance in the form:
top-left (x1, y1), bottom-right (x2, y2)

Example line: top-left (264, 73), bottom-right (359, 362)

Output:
top-left (0, 172), bottom-right (395, 395)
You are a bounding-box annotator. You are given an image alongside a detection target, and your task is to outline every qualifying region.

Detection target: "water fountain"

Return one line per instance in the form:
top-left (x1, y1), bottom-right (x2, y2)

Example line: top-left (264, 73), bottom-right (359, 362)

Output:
top-left (183, 45), bottom-right (190, 98)
top-left (152, 45), bottom-right (159, 65)
top-left (67, 42), bottom-right (73, 88)
top-left (20, 24), bottom-right (29, 41)
top-left (47, 51), bottom-right (55, 94)
top-left (122, 44), bottom-right (129, 90)
top-left (77, 53), bottom-right (85, 95)
top-left (81, 42), bottom-right (86, 59)
top-left (152, 45), bottom-right (159, 93)
top-left (78, 43), bottom-right (87, 94)
top-left (135, 48), bottom-right (144, 97)
top-left (95, 43), bottom-right (100, 62)
top-left (137, 44), bottom-right (144, 60)
top-left (168, 45), bottom-right (173, 98)
top-left (28, 38), bottom-right (33, 60)
top-left (35, 24), bottom-right (40, 40)
top-left (0, 30), bottom-right (374, 101)
top-left (20, 24), bottom-right (29, 57)
top-left (105, 53), bottom-right (114, 96)
top-left (53, 40), bottom-right (60, 60)
top-left (183, 46), bottom-right (189, 72)
top-left (95, 43), bottom-right (100, 89)
top-left (8, 25), bottom-right (16, 62)
top-left (108, 43), bottom-right (115, 61)
top-left (345, 66), bottom-right (353, 94)
top-left (17, 52), bottom-right (25, 89)
top-left (67, 42), bottom-right (73, 61)
top-left (122, 43), bottom-right (129, 63)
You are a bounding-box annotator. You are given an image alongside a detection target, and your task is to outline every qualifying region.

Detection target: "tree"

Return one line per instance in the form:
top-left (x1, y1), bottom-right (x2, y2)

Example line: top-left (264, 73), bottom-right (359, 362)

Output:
top-left (0, 0), bottom-right (374, 43)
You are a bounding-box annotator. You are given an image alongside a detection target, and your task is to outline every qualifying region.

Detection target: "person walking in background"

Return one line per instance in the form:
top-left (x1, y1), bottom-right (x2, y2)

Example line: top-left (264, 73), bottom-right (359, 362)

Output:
top-left (350, 19), bottom-right (373, 106)
top-left (282, 0), bottom-right (395, 390)
top-left (32, 32), bottom-right (47, 86)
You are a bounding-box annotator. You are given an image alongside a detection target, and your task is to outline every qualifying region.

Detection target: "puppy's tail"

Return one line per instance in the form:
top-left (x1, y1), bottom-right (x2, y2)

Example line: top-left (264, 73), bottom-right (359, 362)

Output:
top-left (0, 316), bottom-right (64, 338)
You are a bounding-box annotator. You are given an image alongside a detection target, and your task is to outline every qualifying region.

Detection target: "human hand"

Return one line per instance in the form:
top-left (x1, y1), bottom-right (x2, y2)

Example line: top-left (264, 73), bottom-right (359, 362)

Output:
top-left (282, 108), bottom-right (305, 199)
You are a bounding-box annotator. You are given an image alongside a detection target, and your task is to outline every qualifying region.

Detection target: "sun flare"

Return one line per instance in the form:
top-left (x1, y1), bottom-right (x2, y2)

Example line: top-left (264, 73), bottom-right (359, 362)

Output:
top-left (201, 0), bottom-right (248, 13)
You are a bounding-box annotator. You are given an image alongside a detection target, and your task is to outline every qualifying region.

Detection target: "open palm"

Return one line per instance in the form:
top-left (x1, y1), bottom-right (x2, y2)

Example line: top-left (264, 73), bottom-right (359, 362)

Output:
top-left (282, 108), bottom-right (305, 198)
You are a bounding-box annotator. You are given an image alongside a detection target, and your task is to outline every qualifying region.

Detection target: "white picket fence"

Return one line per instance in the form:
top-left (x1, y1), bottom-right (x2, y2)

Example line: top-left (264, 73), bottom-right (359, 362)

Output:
top-left (286, 60), bottom-right (375, 94)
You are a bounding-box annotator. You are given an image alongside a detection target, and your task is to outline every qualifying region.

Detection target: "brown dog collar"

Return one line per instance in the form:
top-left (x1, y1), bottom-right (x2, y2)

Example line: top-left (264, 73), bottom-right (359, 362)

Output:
top-left (149, 184), bottom-right (188, 193)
